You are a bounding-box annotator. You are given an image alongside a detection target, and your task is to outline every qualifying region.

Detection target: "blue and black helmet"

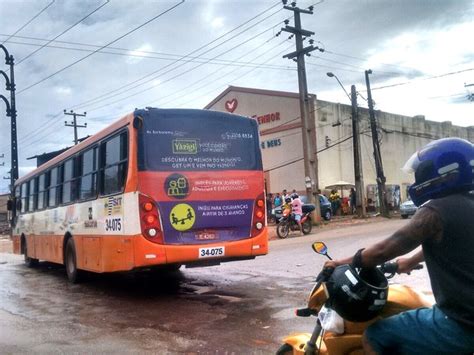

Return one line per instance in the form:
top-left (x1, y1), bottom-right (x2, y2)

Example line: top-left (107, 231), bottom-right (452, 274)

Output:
top-left (402, 137), bottom-right (474, 206)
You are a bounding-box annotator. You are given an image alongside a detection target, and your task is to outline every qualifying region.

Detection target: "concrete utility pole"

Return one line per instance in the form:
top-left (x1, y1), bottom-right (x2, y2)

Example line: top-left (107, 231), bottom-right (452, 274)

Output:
top-left (365, 70), bottom-right (389, 217)
top-left (0, 44), bottom-right (19, 191)
top-left (64, 110), bottom-right (87, 145)
top-left (281, 1), bottom-right (322, 222)
top-left (350, 85), bottom-right (366, 217)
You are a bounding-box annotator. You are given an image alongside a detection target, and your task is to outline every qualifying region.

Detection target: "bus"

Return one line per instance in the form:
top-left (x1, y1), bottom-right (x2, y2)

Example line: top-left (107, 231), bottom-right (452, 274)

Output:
top-left (10, 108), bottom-right (268, 282)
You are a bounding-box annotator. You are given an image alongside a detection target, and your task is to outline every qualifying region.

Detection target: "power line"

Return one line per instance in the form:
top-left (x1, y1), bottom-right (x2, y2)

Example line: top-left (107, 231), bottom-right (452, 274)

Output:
top-left (82, 15), bottom-right (288, 113)
top-left (306, 59), bottom-right (361, 74)
top-left (371, 68), bottom-right (474, 91)
top-left (10, 2), bottom-right (284, 150)
top-left (1, 0), bottom-right (55, 45)
top-left (17, 0), bottom-right (110, 65)
top-left (165, 41), bottom-right (293, 108)
top-left (66, 2), bottom-right (283, 110)
top-left (17, 0), bottom-right (185, 95)
top-left (324, 49), bottom-right (419, 73)
top-left (264, 133), bottom-right (354, 173)
top-left (313, 55), bottom-right (400, 76)
top-left (6, 39), bottom-right (296, 70)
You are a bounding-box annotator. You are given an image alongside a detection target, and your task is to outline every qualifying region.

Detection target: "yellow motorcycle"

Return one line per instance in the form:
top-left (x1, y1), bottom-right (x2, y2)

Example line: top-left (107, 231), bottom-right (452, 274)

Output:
top-left (277, 242), bottom-right (429, 355)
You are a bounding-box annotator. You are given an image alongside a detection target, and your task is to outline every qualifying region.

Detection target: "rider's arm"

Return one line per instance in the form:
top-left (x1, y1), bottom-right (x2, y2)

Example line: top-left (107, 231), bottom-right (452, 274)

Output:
top-left (325, 207), bottom-right (442, 269)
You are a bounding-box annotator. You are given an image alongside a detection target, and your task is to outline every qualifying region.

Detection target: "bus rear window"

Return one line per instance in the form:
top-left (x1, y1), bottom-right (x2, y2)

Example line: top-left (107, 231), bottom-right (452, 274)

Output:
top-left (137, 109), bottom-right (262, 171)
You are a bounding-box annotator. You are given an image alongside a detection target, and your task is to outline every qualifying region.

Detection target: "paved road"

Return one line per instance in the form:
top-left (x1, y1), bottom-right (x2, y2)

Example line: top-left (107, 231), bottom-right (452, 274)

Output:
top-left (0, 219), bottom-right (432, 354)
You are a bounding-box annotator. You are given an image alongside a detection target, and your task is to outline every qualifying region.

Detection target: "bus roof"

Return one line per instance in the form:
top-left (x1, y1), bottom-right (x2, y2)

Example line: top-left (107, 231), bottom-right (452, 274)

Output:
top-left (15, 108), bottom-right (259, 186)
top-left (16, 112), bottom-right (134, 186)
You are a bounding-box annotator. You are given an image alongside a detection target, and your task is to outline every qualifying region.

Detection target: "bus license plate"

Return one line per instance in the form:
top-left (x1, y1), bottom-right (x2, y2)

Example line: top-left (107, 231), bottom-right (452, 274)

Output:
top-left (198, 246), bottom-right (225, 258)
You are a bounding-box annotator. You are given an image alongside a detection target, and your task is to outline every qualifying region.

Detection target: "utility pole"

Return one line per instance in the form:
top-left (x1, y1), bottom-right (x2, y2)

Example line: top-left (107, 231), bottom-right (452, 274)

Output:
top-left (351, 85), bottom-right (366, 217)
top-left (64, 110), bottom-right (87, 145)
top-left (365, 69), bottom-right (389, 217)
top-left (0, 44), bottom-right (19, 192)
top-left (281, 1), bottom-right (323, 222)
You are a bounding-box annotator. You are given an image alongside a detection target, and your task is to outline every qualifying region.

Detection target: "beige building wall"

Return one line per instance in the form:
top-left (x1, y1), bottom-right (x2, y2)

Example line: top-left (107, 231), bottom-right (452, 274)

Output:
top-left (205, 86), bottom-right (474, 202)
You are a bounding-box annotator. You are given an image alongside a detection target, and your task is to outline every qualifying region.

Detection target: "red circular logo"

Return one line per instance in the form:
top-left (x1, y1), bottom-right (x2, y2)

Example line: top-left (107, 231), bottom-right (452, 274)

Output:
top-left (225, 98), bottom-right (238, 113)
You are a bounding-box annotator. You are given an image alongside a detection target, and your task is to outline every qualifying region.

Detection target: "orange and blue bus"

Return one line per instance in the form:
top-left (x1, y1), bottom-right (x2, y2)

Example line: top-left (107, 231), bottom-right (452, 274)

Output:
top-left (10, 108), bottom-right (268, 282)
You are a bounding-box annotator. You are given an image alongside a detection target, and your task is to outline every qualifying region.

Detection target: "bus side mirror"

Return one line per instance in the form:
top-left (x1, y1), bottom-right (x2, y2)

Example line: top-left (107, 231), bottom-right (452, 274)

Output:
top-left (7, 200), bottom-right (13, 211)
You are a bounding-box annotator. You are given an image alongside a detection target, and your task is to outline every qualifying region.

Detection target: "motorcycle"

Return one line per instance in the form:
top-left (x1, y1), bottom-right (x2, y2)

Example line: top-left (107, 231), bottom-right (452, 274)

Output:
top-left (276, 205), bottom-right (314, 239)
top-left (277, 242), bottom-right (428, 355)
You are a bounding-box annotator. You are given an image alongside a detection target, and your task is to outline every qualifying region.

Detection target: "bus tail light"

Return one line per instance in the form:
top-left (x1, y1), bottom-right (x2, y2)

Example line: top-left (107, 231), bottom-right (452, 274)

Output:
top-left (251, 193), bottom-right (266, 237)
top-left (139, 194), bottom-right (163, 244)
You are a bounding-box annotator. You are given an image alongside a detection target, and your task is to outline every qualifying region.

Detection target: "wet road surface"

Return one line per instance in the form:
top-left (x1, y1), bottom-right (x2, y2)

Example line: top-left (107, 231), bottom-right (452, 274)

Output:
top-left (0, 219), bottom-right (431, 354)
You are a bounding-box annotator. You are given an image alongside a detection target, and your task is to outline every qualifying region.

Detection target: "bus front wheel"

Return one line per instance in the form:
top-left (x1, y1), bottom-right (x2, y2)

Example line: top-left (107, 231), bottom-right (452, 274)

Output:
top-left (65, 238), bottom-right (83, 283)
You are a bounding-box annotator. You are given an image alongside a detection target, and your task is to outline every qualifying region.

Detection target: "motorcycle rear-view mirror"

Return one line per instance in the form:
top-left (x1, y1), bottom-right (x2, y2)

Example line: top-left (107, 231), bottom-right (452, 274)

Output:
top-left (312, 241), bottom-right (331, 259)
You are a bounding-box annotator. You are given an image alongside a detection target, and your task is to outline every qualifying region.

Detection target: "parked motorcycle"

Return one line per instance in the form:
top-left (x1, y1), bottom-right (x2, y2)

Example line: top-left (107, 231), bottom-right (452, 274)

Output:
top-left (277, 242), bottom-right (428, 354)
top-left (276, 205), bottom-right (315, 239)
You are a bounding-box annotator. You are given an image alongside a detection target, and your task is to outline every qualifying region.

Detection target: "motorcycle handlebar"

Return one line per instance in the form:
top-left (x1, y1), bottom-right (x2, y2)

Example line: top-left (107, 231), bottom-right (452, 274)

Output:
top-left (379, 261), bottom-right (424, 278)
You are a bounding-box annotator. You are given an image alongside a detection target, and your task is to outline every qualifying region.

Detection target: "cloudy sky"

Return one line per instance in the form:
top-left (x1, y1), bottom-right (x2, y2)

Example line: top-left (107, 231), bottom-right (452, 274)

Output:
top-left (0, 0), bottom-right (472, 193)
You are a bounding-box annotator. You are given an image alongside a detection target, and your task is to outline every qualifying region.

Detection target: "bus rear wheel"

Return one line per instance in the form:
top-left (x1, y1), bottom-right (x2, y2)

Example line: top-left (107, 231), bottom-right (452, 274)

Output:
top-left (65, 238), bottom-right (84, 283)
top-left (24, 240), bottom-right (39, 268)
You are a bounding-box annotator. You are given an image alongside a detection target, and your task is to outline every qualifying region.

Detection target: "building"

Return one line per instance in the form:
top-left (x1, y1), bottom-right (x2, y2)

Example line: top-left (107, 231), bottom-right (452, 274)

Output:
top-left (0, 193), bottom-right (9, 234)
top-left (205, 86), bottom-right (474, 207)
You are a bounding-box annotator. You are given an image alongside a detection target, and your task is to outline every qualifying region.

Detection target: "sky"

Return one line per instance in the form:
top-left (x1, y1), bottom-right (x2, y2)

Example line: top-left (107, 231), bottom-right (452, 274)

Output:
top-left (0, 0), bottom-right (472, 193)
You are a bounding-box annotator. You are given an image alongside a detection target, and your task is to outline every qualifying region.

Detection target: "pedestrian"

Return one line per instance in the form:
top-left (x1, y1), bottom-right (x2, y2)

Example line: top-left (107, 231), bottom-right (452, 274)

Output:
top-left (282, 189), bottom-right (289, 200)
top-left (323, 138), bottom-right (474, 353)
top-left (350, 188), bottom-right (356, 214)
top-left (273, 193), bottom-right (282, 207)
top-left (266, 193), bottom-right (273, 218)
top-left (329, 189), bottom-right (341, 215)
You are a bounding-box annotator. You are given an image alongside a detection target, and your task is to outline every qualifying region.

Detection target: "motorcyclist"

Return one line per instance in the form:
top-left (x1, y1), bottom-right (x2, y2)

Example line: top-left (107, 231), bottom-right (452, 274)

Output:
top-left (290, 193), bottom-right (304, 235)
top-left (324, 137), bottom-right (474, 354)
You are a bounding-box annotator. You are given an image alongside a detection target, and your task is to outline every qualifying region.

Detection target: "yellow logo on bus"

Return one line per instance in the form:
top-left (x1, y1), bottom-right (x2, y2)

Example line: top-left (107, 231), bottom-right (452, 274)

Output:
top-left (170, 203), bottom-right (196, 231)
top-left (172, 139), bottom-right (198, 154)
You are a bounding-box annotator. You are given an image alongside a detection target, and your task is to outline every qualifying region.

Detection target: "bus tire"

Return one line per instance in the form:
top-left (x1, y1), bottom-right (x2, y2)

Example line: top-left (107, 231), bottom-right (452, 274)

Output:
top-left (23, 238), bottom-right (39, 268)
top-left (65, 238), bottom-right (83, 283)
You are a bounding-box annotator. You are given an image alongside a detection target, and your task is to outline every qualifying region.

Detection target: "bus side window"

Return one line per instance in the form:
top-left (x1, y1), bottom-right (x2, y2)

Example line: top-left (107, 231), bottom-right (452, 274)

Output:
top-left (61, 159), bottom-right (75, 204)
top-left (100, 132), bottom-right (128, 196)
top-left (21, 182), bottom-right (28, 213)
top-left (14, 185), bottom-right (21, 213)
top-left (28, 179), bottom-right (36, 212)
top-left (37, 174), bottom-right (46, 210)
top-left (79, 147), bottom-right (98, 200)
top-left (48, 167), bottom-right (58, 207)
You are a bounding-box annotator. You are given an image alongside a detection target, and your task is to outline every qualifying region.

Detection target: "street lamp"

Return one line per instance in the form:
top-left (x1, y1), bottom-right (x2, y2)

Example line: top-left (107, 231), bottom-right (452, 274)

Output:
top-left (326, 72), bottom-right (366, 218)
top-left (326, 72), bottom-right (351, 101)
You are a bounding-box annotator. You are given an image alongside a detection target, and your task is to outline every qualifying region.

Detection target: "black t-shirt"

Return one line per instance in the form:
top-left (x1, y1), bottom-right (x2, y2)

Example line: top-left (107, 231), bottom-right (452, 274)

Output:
top-left (422, 192), bottom-right (474, 329)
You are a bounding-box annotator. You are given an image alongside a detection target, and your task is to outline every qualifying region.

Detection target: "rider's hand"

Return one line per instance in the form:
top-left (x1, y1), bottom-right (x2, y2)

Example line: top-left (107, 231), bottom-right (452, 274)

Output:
top-left (396, 257), bottom-right (419, 274)
top-left (316, 260), bottom-right (339, 281)
top-left (324, 260), bottom-right (338, 270)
